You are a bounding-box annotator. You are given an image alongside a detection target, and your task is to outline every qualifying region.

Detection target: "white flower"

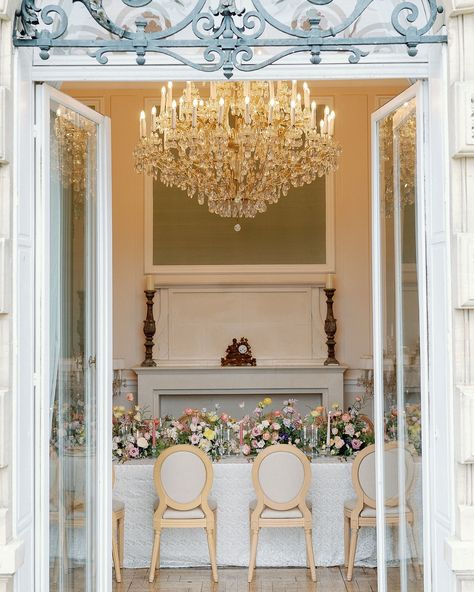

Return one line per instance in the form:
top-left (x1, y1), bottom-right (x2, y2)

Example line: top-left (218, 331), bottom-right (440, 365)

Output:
top-left (137, 437), bottom-right (148, 449)
top-left (190, 424), bottom-right (197, 432)
top-left (112, 442), bottom-right (118, 450)
top-left (261, 420), bottom-right (270, 428)
top-left (257, 440), bottom-right (266, 448)
top-left (127, 435), bottom-right (135, 443)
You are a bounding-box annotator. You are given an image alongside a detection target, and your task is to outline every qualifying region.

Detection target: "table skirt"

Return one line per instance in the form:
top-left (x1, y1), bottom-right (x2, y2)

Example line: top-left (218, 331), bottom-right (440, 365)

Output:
top-left (113, 457), bottom-right (399, 569)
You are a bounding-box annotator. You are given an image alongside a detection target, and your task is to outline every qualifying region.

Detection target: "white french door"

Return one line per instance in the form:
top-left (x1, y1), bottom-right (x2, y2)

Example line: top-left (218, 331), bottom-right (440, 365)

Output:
top-left (372, 82), bottom-right (430, 592)
top-left (36, 84), bottom-right (112, 592)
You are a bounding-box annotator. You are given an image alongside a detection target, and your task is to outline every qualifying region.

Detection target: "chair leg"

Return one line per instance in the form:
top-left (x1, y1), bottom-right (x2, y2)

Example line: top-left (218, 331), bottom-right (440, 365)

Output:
top-left (347, 527), bottom-right (359, 582)
top-left (304, 528), bottom-right (316, 582)
top-left (112, 525), bottom-right (122, 583)
top-left (248, 528), bottom-right (259, 583)
top-left (118, 516), bottom-right (125, 566)
top-left (407, 522), bottom-right (422, 580)
top-left (148, 529), bottom-right (161, 583)
top-left (344, 516), bottom-right (350, 567)
top-left (206, 527), bottom-right (218, 583)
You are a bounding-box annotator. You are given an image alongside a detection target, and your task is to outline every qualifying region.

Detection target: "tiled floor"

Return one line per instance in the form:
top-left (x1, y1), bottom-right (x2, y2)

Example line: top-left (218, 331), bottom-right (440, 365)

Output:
top-left (112, 566), bottom-right (421, 592)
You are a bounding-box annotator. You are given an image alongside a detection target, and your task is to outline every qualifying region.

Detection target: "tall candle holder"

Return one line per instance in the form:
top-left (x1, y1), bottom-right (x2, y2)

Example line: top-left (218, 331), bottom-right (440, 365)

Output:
top-left (142, 289), bottom-right (157, 367)
top-left (323, 288), bottom-right (339, 366)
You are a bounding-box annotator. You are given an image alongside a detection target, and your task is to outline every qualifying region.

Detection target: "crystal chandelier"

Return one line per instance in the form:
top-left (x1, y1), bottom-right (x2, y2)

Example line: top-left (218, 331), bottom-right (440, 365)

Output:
top-left (133, 81), bottom-right (341, 220)
top-left (381, 105), bottom-right (416, 217)
top-left (54, 108), bottom-right (94, 217)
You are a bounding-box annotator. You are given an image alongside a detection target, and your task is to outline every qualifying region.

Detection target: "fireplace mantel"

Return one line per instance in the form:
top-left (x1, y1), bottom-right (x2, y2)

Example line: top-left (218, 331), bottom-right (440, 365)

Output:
top-left (133, 364), bottom-right (346, 417)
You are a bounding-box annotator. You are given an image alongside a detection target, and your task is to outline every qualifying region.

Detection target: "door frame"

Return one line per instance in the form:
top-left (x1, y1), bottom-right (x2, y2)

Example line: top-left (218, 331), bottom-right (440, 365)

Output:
top-left (371, 81), bottom-right (430, 592)
top-left (33, 83), bottom-right (112, 592)
top-left (13, 46), bottom-right (450, 592)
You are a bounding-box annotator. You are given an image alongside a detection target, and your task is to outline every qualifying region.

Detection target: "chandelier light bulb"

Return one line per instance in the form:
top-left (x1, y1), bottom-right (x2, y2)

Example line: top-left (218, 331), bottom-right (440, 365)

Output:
top-left (160, 86), bottom-right (166, 113)
top-left (139, 110), bottom-right (146, 138)
top-left (167, 81), bottom-right (173, 110)
top-left (290, 100), bottom-right (296, 126)
top-left (151, 105), bottom-right (157, 129)
top-left (311, 101), bottom-right (317, 129)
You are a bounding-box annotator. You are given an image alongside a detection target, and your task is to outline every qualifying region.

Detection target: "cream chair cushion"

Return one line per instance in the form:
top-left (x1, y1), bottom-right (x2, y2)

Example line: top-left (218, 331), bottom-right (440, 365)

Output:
top-left (160, 451), bottom-right (207, 504)
top-left (249, 498), bottom-right (312, 519)
top-left (257, 451), bottom-right (305, 504)
top-left (344, 498), bottom-right (410, 517)
top-left (154, 497), bottom-right (217, 519)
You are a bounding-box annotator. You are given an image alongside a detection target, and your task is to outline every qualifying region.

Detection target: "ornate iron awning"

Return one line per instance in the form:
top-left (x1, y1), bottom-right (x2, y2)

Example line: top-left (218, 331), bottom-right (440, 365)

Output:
top-left (13, 0), bottom-right (447, 78)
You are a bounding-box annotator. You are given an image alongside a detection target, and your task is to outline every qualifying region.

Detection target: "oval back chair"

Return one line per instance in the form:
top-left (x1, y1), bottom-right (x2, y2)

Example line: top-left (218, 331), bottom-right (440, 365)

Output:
top-left (248, 444), bottom-right (315, 583)
top-left (344, 441), bottom-right (417, 581)
top-left (149, 445), bottom-right (217, 583)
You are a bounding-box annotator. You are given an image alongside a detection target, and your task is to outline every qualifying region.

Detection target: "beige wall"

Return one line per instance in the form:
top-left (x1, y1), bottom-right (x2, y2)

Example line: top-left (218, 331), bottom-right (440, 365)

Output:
top-left (63, 81), bottom-right (408, 401)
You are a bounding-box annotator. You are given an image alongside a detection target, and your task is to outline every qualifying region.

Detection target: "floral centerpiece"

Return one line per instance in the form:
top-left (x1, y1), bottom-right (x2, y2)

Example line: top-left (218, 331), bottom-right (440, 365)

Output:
top-left (158, 406), bottom-right (239, 461)
top-left (317, 403), bottom-right (375, 457)
top-left (112, 394), bottom-right (154, 462)
top-left (241, 398), bottom-right (304, 457)
top-left (51, 388), bottom-right (86, 452)
top-left (385, 403), bottom-right (422, 454)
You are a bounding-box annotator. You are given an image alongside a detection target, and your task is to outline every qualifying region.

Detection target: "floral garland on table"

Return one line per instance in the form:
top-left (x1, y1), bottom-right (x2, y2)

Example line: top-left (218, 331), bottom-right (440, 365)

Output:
top-left (112, 394), bottom-right (155, 461)
top-left (315, 403), bottom-right (375, 458)
top-left (384, 403), bottom-right (422, 455)
top-left (241, 398), bottom-right (305, 457)
top-left (158, 407), bottom-right (240, 462)
top-left (112, 396), bottom-right (240, 462)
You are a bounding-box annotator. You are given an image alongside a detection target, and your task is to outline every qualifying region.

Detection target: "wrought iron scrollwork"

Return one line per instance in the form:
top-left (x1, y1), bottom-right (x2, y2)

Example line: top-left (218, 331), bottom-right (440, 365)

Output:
top-left (13, 0), bottom-right (447, 77)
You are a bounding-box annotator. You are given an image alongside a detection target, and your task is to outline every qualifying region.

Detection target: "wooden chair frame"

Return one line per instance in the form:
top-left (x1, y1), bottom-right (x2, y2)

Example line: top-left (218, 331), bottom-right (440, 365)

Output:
top-left (344, 441), bottom-right (418, 581)
top-left (112, 466), bottom-right (125, 583)
top-left (248, 444), bottom-right (316, 583)
top-left (50, 450), bottom-right (125, 583)
top-left (148, 444), bottom-right (218, 583)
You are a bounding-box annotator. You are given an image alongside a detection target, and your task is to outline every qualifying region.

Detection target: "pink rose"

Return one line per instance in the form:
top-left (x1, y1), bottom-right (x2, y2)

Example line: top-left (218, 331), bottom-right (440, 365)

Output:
top-left (334, 436), bottom-right (345, 450)
top-left (190, 434), bottom-right (200, 445)
top-left (344, 424), bottom-right (355, 437)
top-left (184, 408), bottom-right (194, 416)
top-left (342, 413), bottom-right (351, 423)
top-left (129, 447), bottom-right (139, 458)
top-left (272, 423), bottom-right (280, 430)
top-left (251, 440), bottom-right (258, 448)
top-left (352, 439), bottom-right (362, 450)
top-left (251, 426), bottom-right (262, 437)
top-left (242, 444), bottom-right (251, 456)
top-left (221, 413), bottom-right (229, 423)
top-left (273, 411), bottom-right (281, 417)
top-left (355, 396), bottom-right (362, 402)
top-left (126, 393), bottom-right (134, 402)
top-left (263, 432), bottom-right (270, 441)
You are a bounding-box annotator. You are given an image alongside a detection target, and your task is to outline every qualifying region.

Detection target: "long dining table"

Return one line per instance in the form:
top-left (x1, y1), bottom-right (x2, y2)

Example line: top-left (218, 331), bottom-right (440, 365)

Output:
top-left (112, 455), bottom-right (422, 569)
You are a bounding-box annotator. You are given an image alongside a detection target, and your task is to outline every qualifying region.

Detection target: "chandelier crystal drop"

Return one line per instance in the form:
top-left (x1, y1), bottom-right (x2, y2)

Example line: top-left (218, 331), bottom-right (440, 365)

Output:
top-left (133, 81), bottom-right (342, 219)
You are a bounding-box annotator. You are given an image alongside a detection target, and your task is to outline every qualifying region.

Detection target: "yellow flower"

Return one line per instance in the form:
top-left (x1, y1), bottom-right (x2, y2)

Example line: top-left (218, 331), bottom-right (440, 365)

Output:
top-left (134, 413), bottom-right (141, 422)
top-left (203, 428), bottom-right (216, 441)
top-left (331, 403), bottom-right (340, 410)
top-left (209, 415), bottom-right (219, 423)
top-left (263, 397), bottom-right (272, 406)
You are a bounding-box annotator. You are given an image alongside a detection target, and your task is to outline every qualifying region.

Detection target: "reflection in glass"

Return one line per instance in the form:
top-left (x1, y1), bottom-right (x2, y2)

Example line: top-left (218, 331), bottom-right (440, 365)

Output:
top-left (49, 101), bottom-right (97, 592)
top-left (379, 98), bottom-right (422, 591)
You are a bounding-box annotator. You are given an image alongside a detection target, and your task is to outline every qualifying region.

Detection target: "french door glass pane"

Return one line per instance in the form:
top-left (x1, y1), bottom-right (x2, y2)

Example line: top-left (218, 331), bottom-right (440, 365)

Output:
top-left (379, 98), bottom-right (423, 591)
top-left (49, 99), bottom-right (98, 592)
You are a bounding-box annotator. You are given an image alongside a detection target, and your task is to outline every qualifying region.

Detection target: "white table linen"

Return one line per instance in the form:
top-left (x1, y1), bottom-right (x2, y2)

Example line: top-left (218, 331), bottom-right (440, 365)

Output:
top-left (114, 457), bottom-right (389, 569)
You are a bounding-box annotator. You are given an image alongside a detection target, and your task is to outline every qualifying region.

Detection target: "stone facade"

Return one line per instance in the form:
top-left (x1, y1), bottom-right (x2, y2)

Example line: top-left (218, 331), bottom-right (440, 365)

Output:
top-left (443, 2), bottom-right (474, 591)
top-left (0, 0), bottom-right (474, 590)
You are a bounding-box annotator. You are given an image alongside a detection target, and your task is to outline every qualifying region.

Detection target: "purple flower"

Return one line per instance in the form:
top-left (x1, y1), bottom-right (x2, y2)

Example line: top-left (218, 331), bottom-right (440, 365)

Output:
top-left (352, 439), bottom-right (362, 450)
